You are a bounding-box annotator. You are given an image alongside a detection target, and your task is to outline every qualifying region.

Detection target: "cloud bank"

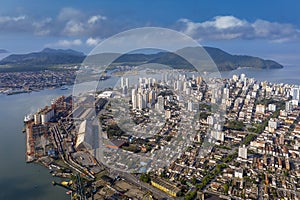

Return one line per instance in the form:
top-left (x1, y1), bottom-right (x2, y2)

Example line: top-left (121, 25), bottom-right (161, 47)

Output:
top-left (1, 8), bottom-right (299, 48)
top-left (178, 16), bottom-right (300, 43)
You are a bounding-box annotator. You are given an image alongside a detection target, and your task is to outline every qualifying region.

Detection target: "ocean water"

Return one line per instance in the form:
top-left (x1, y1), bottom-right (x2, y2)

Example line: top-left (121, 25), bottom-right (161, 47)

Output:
top-left (0, 88), bottom-right (71, 200)
top-left (221, 65), bottom-right (300, 85)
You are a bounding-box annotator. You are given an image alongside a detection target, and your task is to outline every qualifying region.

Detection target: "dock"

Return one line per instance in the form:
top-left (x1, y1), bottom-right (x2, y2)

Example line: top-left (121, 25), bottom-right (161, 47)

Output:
top-left (25, 121), bottom-right (36, 162)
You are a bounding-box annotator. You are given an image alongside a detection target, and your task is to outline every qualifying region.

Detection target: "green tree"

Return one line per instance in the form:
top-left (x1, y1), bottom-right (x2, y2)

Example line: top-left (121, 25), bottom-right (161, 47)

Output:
top-left (140, 173), bottom-right (151, 183)
top-left (185, 191), bottom-right (196, 200)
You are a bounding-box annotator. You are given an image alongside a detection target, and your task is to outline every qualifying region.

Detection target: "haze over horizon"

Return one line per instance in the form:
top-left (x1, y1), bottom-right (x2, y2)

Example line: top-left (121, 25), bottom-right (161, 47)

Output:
top-left (1, 0), bottom-right (300, 66)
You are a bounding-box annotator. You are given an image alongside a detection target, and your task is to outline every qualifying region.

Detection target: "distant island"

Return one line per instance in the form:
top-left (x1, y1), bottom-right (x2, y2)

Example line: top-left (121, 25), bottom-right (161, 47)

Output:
top-left (0, 49), bottom-right (9, 54)
top-left (0, 47), bottom-right (283, 72)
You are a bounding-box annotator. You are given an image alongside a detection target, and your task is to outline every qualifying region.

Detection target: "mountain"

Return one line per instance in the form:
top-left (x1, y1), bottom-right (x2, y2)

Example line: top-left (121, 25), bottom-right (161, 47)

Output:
top-left (0, 47), bottom-right (283, 72)
top-left (0, 48), bottom-right (85, 71)
top-left (202, 47), bottom-right (283, 71)
top-left (111, 46), bottom-right (283, 70)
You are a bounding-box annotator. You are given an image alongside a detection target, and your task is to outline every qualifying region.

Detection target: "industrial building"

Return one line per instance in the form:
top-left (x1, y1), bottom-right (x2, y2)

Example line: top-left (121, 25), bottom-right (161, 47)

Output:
top-left (75, 120), bottom-right (95, 150)
top-left (150, 177), bottom-right (181, 197)
top-left (34, 106), bottom-right (54, 125)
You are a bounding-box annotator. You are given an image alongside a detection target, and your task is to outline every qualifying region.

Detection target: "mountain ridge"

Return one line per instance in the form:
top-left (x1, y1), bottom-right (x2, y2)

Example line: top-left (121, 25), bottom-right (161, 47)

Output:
top-left (0, 49), bottom-right (9, 54)
top-left (0, 47), bottom-right (283, 72)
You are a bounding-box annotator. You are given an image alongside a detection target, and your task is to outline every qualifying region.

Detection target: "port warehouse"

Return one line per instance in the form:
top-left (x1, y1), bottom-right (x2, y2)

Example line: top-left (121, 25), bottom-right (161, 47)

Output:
top-left (34, 106), bottom-right (54, 124)
top-left (32, 95), bottom-right (107, 125)
top-left (75, 120), bottom-right (94, 150)
top-left (33, 96), bottom-right (72, 124)
top-left (24, 95), bottom-right (110, 188)
top-left (33, 96), bottom-right (107, 149)
top-left (150, 177), bottom-right (181, 197)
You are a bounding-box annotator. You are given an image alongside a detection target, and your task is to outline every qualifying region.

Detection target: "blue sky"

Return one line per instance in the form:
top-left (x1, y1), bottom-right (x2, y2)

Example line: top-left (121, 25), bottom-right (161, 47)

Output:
top-left (1, 0), bottom-right (300, 65)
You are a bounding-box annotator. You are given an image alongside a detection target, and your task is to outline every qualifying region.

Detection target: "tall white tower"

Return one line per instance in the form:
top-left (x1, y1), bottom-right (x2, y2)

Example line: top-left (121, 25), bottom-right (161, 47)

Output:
top-left (238, 145), bottom-right (248, 159)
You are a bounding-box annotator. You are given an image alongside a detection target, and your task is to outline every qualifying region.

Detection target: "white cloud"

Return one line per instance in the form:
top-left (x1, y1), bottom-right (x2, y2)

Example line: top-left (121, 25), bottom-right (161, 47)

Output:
top-left (203, 16), bottom-right (247, 29)
top-left (0, 15), bottom-right (26, 23)
top-left (62, 20), bottom-right (85, 36)
top-left (46, 39), bottom-right (83, 48)
top-left (58, 7), bottom-right (82, 21)
top-left (252, 19), bottom-right (299, 42)
top-left (0, 8), bottom-right (110, 38)
top-left (178, 16), bottom-right (300, 42)
top-left (32, 17), bottom-right (52, 36)
top-left (86, 37), bottom-right (101, 46)
top-left (58, 9), bottom-right (108, 37)
top-left (88, 15), bottom-right (107, 24)
top-left (1, 10), bottom-right (299, 45)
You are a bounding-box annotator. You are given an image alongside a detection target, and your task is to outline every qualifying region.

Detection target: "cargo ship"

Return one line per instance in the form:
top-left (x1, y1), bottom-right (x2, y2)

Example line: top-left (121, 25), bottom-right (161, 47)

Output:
top-left (24, 114), bottom-right (33, 123)
top-left (6, 89), bottom-right (31, 95)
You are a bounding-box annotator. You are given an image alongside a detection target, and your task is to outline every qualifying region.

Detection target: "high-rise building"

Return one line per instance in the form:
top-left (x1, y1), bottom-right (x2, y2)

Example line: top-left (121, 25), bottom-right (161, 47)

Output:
top-left (292, 87), bottom-right (300, 100)
top-left (238, 145), bottom-right (248, 159)
top-left (196, 76), bottom-right (203, 85)
top-left (142, 92), bottom-right (149, 108)
top-left (211, 131), bottom-right (224, 142)
top-left (120, 77), bottom-right (129, 88)
top-left (125, 78), bottom-right (129, 88)
top-left (137, 93), bottom-right (146, 110)
top-left (183, 82), bottom-right (188, 92)
top-left (122, 85), bottom-right (128, 96)
top-left (132, 89), bottom-right (137, 109)
top-left (120, 77), bottom-right (124, 88)
top-left (240, 73), bottom-right (246, 82)
top-left (165, 110), bottom-right (171, 119)
top-left (176, 80), bottom-right (183, 91)
top-left (256, 104), bottom-right (265, 114)
top-left (268, 104), bottom-right (277, 112)
top-left (156, 96), bottom-right (164, 111)
top-left (268, 119), bottom-right (278, 129)
top-left (279, 134), bottom-right (284, 145)
top-left (232, 75), bottom-right (239, 82)
top-left (187, 100), bottom-right (193, 112)
top-left (149, 90), bottom-right (156, 105)
top-left (185, 87), bottom-right (191, 95)
top-left (223, 88), bottom-right (230, 99)
top-left (285, 101), bottom-right (293, 112)
top-left (207, 116), bottom-right (214, 125)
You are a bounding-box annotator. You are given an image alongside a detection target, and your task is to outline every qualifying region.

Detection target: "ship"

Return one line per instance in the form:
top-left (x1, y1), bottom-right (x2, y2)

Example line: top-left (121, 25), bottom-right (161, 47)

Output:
top-left (24, 114), bottom-right (33, 122)
top-left (6, 89), bottom-right (31, 95)
top-left (60, 86), bottom-right (68, 90)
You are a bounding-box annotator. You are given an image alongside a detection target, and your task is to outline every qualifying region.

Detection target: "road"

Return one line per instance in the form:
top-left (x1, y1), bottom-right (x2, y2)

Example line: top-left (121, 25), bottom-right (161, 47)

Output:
top-left (109, 168), bottom-right (174, 199)
top-left (94, 135), bottom-right (173, 199)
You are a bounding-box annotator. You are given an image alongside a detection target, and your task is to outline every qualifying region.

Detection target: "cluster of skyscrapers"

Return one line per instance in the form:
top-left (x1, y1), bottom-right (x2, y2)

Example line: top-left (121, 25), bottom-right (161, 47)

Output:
top-left (130, 78), bottom-right (160, 110)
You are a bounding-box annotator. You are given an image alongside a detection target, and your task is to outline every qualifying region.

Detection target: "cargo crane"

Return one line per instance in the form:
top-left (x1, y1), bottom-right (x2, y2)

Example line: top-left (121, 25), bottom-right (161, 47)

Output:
top-left (52, 174), bottom-right (88, 200)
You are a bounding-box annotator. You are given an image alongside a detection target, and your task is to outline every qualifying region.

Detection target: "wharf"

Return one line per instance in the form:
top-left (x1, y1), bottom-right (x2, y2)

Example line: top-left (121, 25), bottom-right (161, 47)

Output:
top-left (25, 121), bottom-right (36, 162)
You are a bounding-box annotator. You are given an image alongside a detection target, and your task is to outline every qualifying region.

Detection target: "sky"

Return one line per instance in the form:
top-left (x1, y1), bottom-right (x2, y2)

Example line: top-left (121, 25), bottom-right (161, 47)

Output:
top-left (0, 0), bottom-right (300, 65)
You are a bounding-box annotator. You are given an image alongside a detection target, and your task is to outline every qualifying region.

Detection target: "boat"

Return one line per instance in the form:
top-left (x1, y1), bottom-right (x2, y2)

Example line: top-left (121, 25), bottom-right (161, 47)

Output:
top-left (66, 190), bottom-right (72, 195)
top-left (60, 86), bottom-right (68, 90)
top-left (24, 114), bottom-right (33, 122)
top-left (6, 89), bottom-right (31, 95)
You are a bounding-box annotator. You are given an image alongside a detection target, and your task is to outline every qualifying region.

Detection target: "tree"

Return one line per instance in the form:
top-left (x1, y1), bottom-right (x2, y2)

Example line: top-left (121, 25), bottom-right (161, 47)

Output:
top-left (224, 183), bottom-right (229, 194)
top-left (226, 120), bottom-right (245, 130)
top-left (140, 173), bottom-right (151, 183)
top-left (191, 177), bottom-right (197, 185)
top-left (185, 191), bottom-right (196, 200)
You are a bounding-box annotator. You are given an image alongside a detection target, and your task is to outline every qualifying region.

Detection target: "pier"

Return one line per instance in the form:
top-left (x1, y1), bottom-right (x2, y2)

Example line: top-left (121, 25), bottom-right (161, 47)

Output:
top-left (25, 121), bottom-right (36, 162)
